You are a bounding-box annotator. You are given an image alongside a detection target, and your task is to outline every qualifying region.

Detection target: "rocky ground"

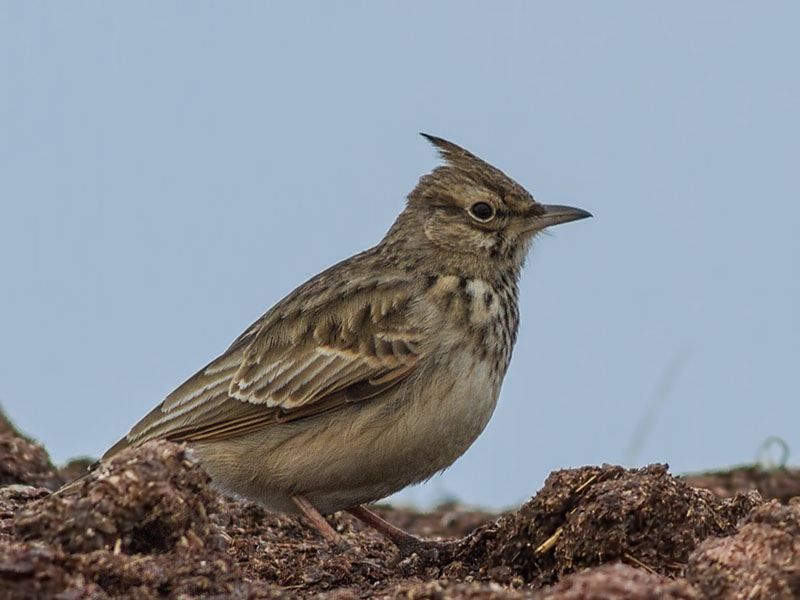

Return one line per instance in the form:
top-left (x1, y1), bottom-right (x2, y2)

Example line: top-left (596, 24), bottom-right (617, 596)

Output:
top-left (1, 409), bottom-right (799, 599)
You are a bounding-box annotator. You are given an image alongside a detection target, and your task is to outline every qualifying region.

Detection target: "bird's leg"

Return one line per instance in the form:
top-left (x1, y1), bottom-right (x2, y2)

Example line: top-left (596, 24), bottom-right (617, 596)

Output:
top-left (346, 504), bottom-right (418, 547)
top-left (346, 504), bottom-right (458, 561)
top-left (291, 495), bottom-right (349, 551)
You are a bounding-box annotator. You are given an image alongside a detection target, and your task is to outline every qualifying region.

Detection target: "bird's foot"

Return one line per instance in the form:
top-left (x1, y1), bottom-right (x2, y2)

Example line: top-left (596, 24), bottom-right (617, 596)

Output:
top-left (347, 504), bottom-right (461, 566)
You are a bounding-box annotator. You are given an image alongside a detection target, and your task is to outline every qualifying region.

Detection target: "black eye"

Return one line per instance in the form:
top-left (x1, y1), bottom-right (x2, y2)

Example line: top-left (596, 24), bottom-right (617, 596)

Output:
top-left (469, 202), bottom-right (494, 222)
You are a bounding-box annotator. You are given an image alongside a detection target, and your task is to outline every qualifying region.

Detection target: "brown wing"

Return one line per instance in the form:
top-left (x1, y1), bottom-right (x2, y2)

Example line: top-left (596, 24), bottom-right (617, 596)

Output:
top-left (104, 276), bottom-right (431, 459)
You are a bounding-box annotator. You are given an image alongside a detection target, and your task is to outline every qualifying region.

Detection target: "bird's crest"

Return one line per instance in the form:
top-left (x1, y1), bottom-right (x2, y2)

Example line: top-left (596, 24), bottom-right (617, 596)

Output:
top-left (420, 133), bottom-right (483, 169)
top-left (416, 133), bottom-right (529, 202)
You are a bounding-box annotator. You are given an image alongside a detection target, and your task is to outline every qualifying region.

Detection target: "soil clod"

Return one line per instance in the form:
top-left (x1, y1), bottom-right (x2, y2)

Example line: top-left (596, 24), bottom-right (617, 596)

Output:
top-left (0, 409), bottom-right (797, 598)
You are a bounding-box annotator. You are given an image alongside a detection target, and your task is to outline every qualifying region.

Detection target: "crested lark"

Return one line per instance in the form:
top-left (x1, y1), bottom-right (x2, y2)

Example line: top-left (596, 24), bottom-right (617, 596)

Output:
top-left (99, 135), bottom-right (590, 554)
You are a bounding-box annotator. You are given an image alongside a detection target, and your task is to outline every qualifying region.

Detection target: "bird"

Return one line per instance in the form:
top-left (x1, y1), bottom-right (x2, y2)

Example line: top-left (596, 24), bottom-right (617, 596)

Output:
top-left (94, 134), bottom-right (590, 555)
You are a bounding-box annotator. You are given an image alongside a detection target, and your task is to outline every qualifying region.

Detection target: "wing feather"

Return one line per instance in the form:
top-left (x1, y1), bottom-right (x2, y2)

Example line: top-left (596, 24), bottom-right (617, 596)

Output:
top-left (106, 276), bottom-right (435, 458)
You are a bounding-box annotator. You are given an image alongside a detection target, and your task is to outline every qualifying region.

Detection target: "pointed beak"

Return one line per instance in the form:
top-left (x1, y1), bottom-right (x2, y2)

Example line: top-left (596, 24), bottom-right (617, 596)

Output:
top-left (535, 204), bottom-right (592, 229)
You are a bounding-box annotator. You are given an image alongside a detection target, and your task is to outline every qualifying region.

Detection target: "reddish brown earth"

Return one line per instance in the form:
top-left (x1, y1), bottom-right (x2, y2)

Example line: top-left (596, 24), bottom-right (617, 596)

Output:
top-left (1, 408), bottom-right (799, 599)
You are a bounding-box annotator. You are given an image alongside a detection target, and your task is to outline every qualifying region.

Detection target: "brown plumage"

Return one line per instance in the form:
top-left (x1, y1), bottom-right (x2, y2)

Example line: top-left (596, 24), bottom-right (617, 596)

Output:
top-left (94, 134), bottom-right (591, 554)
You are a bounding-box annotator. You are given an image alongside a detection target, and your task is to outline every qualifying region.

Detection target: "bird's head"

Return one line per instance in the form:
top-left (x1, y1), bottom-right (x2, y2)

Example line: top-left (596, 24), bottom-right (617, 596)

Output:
top-left (384, 134), bottom-right (591, 277)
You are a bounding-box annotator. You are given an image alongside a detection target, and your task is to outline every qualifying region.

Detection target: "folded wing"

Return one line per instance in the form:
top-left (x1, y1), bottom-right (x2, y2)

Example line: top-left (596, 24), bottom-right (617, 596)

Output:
top-left (104, 277), bottom-right (431, 458)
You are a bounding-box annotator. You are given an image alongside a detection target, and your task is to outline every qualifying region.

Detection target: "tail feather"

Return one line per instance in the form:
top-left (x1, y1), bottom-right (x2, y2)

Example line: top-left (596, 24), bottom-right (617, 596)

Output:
top-left (52, 459), bottom-right (100, 497)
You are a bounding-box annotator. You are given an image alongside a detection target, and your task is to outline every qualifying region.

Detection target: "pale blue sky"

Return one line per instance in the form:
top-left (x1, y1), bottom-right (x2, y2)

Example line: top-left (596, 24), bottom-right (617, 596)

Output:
top-left (1, 2), bottom-right (798, 508)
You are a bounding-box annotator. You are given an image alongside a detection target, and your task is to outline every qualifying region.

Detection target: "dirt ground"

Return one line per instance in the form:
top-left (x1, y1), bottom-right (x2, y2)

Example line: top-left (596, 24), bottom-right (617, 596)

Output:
top-left (1, 408), bottom-right (799, 599)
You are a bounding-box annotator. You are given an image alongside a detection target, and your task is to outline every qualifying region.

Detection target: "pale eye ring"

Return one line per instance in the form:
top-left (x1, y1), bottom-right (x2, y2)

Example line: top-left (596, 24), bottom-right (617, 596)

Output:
top-left (469, 202), bottom-right (495, 222)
